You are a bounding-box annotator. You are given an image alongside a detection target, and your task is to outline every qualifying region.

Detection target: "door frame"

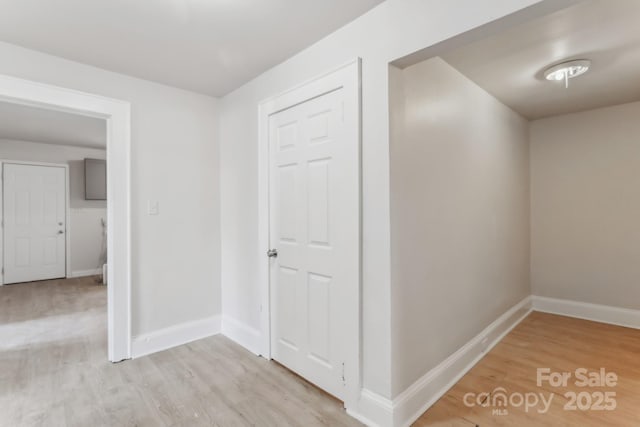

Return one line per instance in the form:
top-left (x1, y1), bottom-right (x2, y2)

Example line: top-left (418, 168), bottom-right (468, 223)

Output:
top-left (0, 74), bottom-right (132, 362)
top-left (0, 161), bottom-right (71, 284)
top-left (257, 59), bottom-right (362, 407)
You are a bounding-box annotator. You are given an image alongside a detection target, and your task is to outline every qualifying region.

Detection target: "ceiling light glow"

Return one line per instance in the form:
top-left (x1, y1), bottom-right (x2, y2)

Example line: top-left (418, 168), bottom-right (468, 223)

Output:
top-left (544, 59), bottom-right (591, 88)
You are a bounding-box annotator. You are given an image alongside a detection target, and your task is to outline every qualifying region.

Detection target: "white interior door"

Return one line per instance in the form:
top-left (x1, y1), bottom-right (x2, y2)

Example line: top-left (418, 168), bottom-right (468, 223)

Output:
top-left (3, 163), bottom-right (66, 284)
top-left (269, 82), bottom-right (359, 401)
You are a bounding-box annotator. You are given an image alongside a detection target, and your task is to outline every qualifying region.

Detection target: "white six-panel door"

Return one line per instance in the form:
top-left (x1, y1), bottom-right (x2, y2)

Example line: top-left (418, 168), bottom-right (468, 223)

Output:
top-left (3, 163), bottom-right (66, 284)
top-left (268, 85), bottom-right (357, 401)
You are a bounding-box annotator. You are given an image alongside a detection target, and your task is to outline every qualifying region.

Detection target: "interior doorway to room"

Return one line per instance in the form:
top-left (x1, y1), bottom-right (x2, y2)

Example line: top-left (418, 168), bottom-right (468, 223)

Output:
top-left (259, 61), bottom-right (361, 406)
top-left (0, 100), bottom-right (109, 359)
top-left (0, 75), bottom-right (131, 362)
top-left (0, 101), bottom-right (108, 285)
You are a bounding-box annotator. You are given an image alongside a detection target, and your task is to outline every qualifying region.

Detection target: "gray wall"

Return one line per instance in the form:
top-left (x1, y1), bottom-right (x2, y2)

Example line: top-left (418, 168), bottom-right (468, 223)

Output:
top-left (0, 138), bottom-right (106, 208)
top-left (389, 57), bottom-right (531, 395)
top-left (530, 101), bottom-right (640, 310)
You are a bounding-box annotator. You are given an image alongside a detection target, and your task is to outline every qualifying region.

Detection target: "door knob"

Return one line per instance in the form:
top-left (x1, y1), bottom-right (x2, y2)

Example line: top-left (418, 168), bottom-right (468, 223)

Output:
top-left (267, 249), bottom-right (278, 258)
top-left (58, 230), bottom-right (64, 234)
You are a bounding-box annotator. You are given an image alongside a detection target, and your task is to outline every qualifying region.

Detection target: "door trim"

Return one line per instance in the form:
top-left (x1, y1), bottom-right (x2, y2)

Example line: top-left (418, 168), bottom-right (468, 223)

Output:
top-left (0, 161), bottom-right (71, 284)
top-left (257, 59), bottom-right (362, 407)
top-left (0, 74), bottom-right (132, 362)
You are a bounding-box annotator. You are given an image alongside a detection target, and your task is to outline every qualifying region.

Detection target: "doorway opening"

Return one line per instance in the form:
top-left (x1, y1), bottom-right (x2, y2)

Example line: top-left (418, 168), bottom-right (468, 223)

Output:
top-left (0, 75), bottom-right (131, 362)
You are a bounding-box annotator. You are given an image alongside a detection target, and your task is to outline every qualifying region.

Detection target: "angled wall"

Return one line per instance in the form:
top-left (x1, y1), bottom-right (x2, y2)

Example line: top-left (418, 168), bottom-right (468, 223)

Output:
top-left (390, 56), bottom-right (530, 395)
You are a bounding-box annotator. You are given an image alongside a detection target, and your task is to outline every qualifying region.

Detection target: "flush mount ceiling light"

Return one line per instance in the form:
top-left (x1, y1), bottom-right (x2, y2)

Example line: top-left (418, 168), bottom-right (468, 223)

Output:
top-left (544, 59), bottom-right (591, 88)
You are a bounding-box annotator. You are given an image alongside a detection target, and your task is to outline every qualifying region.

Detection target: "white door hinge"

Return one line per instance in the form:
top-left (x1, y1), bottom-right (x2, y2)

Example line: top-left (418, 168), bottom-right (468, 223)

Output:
top-left (341, 362), bottom-right (345, 386)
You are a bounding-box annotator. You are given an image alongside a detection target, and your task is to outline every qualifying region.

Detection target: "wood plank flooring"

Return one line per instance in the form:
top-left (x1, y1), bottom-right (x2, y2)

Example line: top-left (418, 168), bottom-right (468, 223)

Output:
top-left (4, 278), bottom-right (640, 426)
top-left (414, 311), bottom-right (640, 426)
top-left (0, 277), bottom-right (361, 427)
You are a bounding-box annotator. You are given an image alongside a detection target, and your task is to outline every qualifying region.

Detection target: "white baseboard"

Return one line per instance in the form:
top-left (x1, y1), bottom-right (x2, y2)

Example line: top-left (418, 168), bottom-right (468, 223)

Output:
top-left (348, 296), bottom-right (640, 427)
top-left (69, 268), bottom-right (102, 278)
top-left (347, 388), bottom-right (394, 427)
top-left (221, 315), bottom-right (262, 355)
top-left (123, 296), bottom-right (638, 426)
top-left (131, 315), bottom-right (221, 358)
top-left (532, 296), bottom-right (640, 330)
top-left (392, 296), bottom-right (532, 427)
top-left (349, 296), bottom-right (532, 427)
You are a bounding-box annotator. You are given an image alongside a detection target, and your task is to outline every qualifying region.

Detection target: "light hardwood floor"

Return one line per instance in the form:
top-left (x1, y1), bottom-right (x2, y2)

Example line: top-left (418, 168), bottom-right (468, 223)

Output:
top-left (0, 277), bottom-right (361, 427)
top-left (414, 311), bottom-right (640, 426)
top-left (4, 279), bottom-right (639, 427)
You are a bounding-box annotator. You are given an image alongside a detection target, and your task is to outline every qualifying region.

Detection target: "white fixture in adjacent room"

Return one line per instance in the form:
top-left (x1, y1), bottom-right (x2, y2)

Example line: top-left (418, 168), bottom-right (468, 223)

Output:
top-left (544, 59), bottom-right (591, 88)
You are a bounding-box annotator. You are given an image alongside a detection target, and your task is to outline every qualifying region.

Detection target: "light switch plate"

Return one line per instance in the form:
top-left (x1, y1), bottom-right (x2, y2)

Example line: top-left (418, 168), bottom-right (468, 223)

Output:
top-left (148, 201), bottom-right (159, 215)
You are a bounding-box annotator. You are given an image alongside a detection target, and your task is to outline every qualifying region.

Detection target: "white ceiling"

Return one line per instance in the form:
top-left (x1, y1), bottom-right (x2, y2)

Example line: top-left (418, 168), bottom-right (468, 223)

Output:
top-left (0, 0), bottom-right (383, 97)
top-left (441, 0), bottom-right (640, 120)
top-left (0, 101), bottom-right (106, 148)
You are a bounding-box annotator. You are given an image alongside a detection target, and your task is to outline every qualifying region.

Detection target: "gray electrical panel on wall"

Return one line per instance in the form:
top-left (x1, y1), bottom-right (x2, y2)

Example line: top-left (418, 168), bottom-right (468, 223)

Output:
top-left (85, 158), bottom-right (106, 200)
